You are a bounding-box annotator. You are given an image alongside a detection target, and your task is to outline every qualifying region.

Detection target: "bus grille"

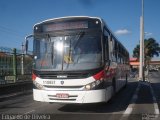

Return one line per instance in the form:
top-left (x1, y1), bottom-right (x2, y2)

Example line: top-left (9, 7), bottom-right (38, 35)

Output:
top-left (37, 72), bottom-right (90, 79)
top-left (48, 95), bottom-right (78, 101)
top-left (33, 68), bottom-right (103, 79)
top-left (44, 85), bottom-right (83, 89)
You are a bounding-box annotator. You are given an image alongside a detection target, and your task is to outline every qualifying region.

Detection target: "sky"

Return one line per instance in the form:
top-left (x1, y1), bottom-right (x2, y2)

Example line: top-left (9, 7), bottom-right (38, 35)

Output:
top-left (0, 0), bottom-right (160, 59)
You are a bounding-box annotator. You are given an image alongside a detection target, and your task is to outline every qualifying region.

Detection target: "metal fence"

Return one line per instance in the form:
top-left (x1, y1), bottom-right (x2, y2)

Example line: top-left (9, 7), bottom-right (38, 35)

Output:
top-left (0, 48), bottom-right (33, 84)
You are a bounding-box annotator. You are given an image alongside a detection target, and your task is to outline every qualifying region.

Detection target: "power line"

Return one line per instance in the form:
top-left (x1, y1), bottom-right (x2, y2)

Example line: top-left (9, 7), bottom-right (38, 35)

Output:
top-left (0, 25), bottom-right (24, 39)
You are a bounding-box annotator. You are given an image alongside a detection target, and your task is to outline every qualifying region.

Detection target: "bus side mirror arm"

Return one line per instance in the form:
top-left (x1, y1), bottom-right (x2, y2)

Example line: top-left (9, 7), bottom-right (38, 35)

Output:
top-left (24, 34), bottom-right (33, 55)
top-left (105, 59), bottom-right (111, 72)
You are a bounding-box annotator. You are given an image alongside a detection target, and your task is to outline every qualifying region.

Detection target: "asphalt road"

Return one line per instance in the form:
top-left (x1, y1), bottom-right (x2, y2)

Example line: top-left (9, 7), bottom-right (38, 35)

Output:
top-left (149, 71), bottom-right (160, 112)
top-left (0, 78), bottom-right (138, 120)
top-left (126, 71), bottom-right (160, 120)
top-left (1, 72), bottom-right (160, 120)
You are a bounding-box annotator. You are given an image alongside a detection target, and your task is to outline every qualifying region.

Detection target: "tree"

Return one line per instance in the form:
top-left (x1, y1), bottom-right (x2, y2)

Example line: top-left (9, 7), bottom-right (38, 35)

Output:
top-left (133, 38), bottom-right (160, 68)
top-left (133, 44), bottom-right (140, 58)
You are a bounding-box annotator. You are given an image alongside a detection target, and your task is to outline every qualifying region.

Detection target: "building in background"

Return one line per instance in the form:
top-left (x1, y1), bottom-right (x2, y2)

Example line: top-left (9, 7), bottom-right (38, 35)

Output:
top-left (130, 58), bottom-right (160, 71)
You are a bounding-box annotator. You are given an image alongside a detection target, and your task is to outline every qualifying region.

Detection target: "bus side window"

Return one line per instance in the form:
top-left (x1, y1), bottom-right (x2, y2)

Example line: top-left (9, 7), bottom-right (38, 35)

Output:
top-left (117, 43), bottom-right (121, 63)
top-left (115, 41), bottom-right (118, 62)
top-left (105, 36), bottom-right (109, 61)
top-left (110, 37), bottom-right (117, 62)
top-left (103, 27), bottom-right (109, 61)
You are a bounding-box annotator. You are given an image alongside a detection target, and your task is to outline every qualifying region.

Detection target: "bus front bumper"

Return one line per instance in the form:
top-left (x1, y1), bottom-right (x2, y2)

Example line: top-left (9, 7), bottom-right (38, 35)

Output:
top-left (33, 88), bottom-right (113, 103)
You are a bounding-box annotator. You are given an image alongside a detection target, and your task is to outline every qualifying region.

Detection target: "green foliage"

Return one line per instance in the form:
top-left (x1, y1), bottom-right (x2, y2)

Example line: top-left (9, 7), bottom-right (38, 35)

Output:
top-left (144, 38), bottom-right (160, 57)
top-left (132, 38), bottom-right (160, 66)
top-left (133, 44), bottom-right (140, 58)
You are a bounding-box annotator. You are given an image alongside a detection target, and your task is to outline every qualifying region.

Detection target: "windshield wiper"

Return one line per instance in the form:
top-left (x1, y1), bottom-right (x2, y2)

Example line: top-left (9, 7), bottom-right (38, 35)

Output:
top-left (63, 31), bottom-right (85, 70)
top-left (46, 34), bottom-right (54, 65)
top-left (73, 31), bottom-right (85, 50)
top-left (39, 34), bottom-right (53, 69)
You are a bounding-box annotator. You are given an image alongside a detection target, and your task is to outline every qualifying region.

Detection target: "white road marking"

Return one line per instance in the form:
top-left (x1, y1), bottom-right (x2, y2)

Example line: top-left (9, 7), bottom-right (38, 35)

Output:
top-left (25, 110), bottom-right (35, 114)
top-left (120, 81), bottom-right (141, 120)
top-left (124, 107), bottom-right (132, 115)
top-left (149, 83), bottom-right (160, 114)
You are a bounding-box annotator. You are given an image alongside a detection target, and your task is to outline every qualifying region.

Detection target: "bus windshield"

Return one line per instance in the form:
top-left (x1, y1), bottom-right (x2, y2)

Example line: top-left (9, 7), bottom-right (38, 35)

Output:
top-left (33, 33), bottom-right (102, 71)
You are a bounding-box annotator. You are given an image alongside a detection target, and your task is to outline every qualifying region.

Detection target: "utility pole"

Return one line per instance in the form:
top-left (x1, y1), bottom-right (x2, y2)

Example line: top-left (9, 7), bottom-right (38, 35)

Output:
top-left (139, 0), bottom-right (144, 81)
top-left (21, 43), bottom-right (24, 75)
top-left (13, 48), bottom-right (17, 82)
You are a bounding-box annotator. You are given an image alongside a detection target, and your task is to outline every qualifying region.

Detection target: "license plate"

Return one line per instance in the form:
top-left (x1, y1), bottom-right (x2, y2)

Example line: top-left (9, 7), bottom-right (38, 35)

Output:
top-left (56, 93), bottom-right (69, 98)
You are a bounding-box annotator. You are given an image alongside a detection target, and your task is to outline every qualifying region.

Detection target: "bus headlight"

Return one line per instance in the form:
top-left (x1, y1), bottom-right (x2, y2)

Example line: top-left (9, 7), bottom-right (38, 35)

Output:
top-left (33, 81), bottom-right (44, 90)
top-left (85, 80), bottom-right (102, 90)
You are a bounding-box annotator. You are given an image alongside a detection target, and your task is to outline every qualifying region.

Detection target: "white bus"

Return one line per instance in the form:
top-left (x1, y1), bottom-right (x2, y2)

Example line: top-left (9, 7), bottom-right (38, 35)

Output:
top-left (25, 16), bottom-right (130, 103)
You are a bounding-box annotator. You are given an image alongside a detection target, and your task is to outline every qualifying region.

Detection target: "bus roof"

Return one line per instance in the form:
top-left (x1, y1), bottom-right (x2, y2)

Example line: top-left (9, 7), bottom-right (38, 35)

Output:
top-left (34, 16), bottom-right (102, 27)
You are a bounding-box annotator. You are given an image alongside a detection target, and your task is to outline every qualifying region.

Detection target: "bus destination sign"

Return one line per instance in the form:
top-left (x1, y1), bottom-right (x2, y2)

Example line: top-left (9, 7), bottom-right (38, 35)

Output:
top-left (43, 21), bottom-right (88, 32)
